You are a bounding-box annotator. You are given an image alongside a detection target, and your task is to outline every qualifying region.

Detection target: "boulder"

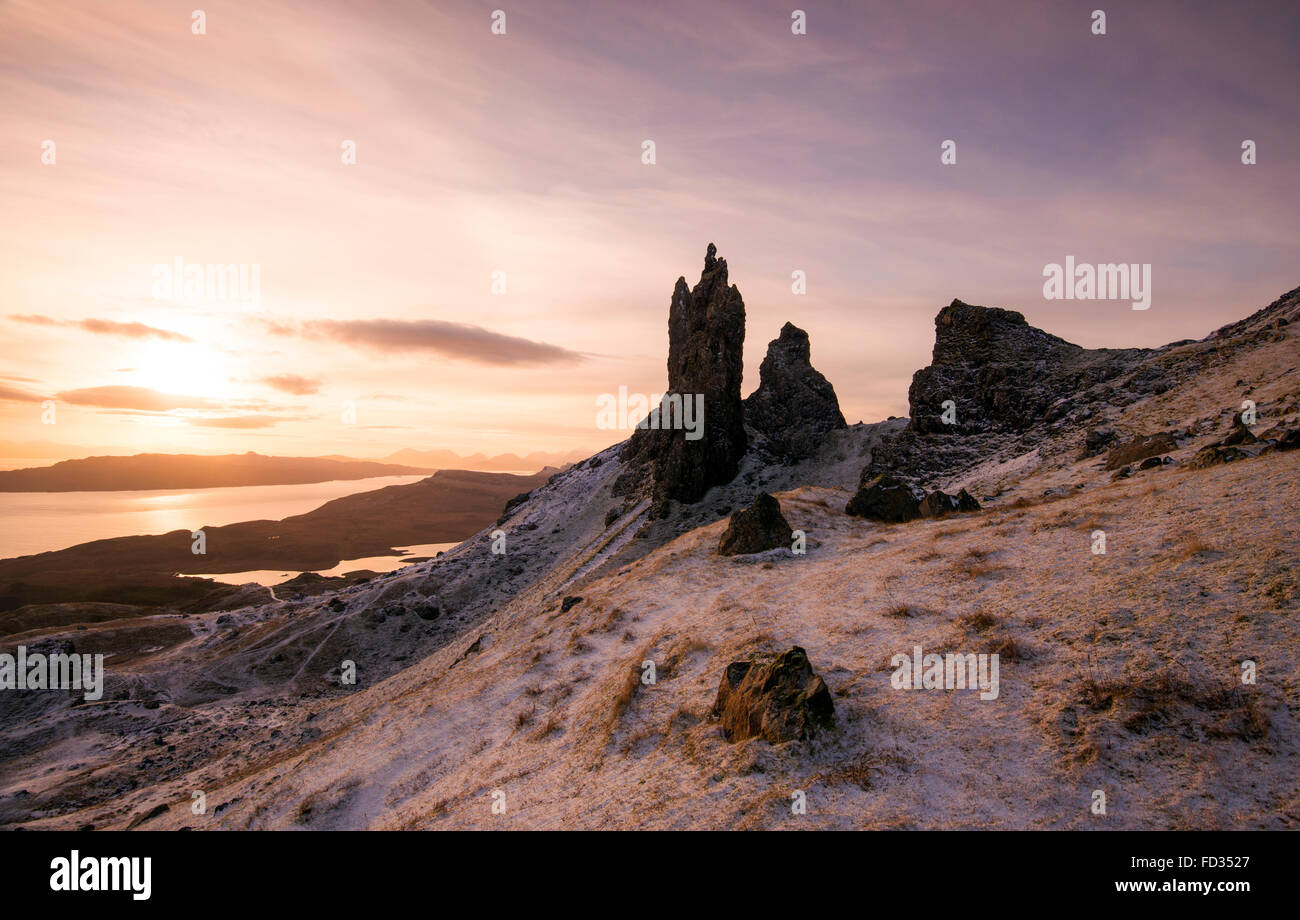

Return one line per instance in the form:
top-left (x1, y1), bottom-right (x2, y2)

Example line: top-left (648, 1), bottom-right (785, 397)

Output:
top-left (742, 322), bottom-right (846, 460)
top-left (410, 602), bottom-right (441, 621)
top-left (713, 646), bottom-right (834, 743)
top-left (1274, 427), bottom-right (1300, 450)
top-left (717, 493), bottom-right (792, 556)
top-left (1084, 425), bottom-right (1117, 456)
top-left (844, 473), bottom-right (923, 522)
top-left (1222, 415), bottom-right (1258, 446)
top-left (1104, 431), bottom-right (1179, 470)
top-left (917, 488), bottom-right (981, 518)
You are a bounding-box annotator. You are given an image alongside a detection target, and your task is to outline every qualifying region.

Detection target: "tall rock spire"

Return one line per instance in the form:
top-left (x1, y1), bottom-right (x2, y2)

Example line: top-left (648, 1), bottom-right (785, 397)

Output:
top-left (620, 243), bottom-right (747, 509)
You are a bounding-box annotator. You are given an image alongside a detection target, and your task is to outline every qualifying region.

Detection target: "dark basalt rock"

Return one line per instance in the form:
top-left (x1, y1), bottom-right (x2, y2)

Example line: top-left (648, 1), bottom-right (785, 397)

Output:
top-left (717, 493), bottom-right (791, 556)
top-left (860, 288), bottom-right (1299, 490)
top-left (1104, 432), bottom-right (1179, 470)
top-left (411, 602), bottom-right (441, 621)
top-left (908, 300), bottom-right (1139, 436)
top-left (1273, 427), bottom-right (1300, 451)
top-left (1187, 424), bottom-right (1299, 469)
top-left (917, 488), bottom-right (981, 518)
top-left (713, 646), bottom-right (834, 743)
top-left (1084, 425), bottom-right (1117, 456)
top-left (845, 473), bottom-right (924, 522)
top-left (620, 243), bottom-right (747, 510)
top-left (1222, 414), bottom-right (1259, 446)
top-left (743, 322), bottom-right (845, 460)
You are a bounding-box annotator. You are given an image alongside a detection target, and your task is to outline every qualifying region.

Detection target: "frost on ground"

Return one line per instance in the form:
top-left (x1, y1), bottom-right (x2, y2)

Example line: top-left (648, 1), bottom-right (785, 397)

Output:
top-left (1, 288), bottom-right (1297, 830)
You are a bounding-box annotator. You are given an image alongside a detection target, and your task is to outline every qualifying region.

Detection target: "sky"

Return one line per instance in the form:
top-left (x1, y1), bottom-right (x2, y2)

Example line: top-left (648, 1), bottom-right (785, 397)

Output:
top-left (1, 0), bottom-right (1297, 462)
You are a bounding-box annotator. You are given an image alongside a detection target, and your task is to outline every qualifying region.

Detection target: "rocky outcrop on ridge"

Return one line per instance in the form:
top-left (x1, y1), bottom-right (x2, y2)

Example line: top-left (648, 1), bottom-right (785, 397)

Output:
top-left (862, 288), bottom-right (1300, 491)
top-left (907, 300), bottom-right (1143, 436)
top-left (743, 322), bottom-right (846, 460)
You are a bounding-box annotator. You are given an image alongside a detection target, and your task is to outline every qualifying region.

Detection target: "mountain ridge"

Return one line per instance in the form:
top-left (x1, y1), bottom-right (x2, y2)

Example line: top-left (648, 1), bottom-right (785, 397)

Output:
top-left (1, 256), bottom-right (1297, 830)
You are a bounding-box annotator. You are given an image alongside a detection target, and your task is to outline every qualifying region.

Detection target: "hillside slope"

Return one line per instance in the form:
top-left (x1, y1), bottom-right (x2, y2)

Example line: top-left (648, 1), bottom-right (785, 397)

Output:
top-left (1, 280), bottom-right (1296, 830)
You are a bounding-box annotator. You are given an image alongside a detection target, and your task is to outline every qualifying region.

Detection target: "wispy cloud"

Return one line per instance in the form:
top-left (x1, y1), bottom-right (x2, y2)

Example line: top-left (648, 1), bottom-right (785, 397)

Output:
top-left (294, 319), bottom-right (584, 366)
top-left (0, 383), bottom-right (45, 403)
top-left (258, 374), bottom-right (321, 395)
top-left (55, 386), bottom-right (220, 411)
top-left (7, 315), bottom-right (193, 343)
top-left (186, 415), bottom-right (293, 429)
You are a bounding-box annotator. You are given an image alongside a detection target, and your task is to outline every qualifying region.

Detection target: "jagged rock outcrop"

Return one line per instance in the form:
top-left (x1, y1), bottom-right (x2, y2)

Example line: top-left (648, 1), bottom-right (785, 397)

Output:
top-left (864, 288), bottom-right (1300, 490)
top-left (845, 473), bottom-right (980, 522)
top-left (743, 322), bottom-right (846, 460)
top-left (619, 243), bottom-right (747, 510)
top-left (713, 646), bottom-right (834, 743)
top-left (917, 488), bottom-right (981, 518)
top-left (1104, 431), bottom-right (1179, 470)
top-left (1188, 423), bottom-right (1300, 469)
top-left (717, 493), bottom-right (791, 556)
top-left (844, 473), bottom-right (924, 522)
top-left (909, 300), bottom-right (1142, 435)
top-left (861, 299), bottom-right (1159, 486)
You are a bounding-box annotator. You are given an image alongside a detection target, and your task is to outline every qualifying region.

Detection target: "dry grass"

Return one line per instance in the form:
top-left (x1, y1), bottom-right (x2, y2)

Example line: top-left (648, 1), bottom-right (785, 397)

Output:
top-left (1173, 532), bottom-right (1220, 562)
top-left (531, 712), bottom-right (564, 741)
top-left (980, 634), bottom-right (1028, 662)
top-left (953, 558), bottom-right (1008, 580)
top-left (883, 603), bottom-right (916, 619)
top-left (958, 610), bottom-right (999, 631)
top-left (1072, 667), bottom-right (1269, 743)
top-left (817, 749), bottom-right (910, 791)
top-left (661, 636), bottom-right (712, 678)
top-left (595, 646), bottom-right (653, 747)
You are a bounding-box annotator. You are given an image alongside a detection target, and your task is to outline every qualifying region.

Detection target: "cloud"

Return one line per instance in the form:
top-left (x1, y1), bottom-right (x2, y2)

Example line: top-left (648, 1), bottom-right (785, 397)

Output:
top-left (302, 319), bottom-right (584, 366)
top-left (55, 386), bottom-right (220, 411)
top-left (0, 383), bottom-right (44, 403)
top-left (258, 373), bottom-right (321, 395)
top-left (7, 315), bottom-right (192, 342)
top-left (186, 415), bottom-right (288, 429)
top-left (78, 319), bottom-right (193, 342)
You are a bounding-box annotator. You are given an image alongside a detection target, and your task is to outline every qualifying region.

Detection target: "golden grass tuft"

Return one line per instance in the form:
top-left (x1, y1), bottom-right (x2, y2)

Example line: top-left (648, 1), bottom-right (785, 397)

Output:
top-left (958, 610), bottom-right (999, 631)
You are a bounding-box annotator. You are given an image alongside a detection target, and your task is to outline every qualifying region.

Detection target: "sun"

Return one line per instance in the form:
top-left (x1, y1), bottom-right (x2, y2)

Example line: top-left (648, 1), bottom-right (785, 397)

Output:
top-left (126, 340), bottom-right (237, 401)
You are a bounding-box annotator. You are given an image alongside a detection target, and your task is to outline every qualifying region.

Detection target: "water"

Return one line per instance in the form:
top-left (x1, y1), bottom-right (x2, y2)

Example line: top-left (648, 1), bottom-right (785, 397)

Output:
top-left (0, 475), bottom-right (428, 559)
top-left (191, 542), bottom-right (460, 588)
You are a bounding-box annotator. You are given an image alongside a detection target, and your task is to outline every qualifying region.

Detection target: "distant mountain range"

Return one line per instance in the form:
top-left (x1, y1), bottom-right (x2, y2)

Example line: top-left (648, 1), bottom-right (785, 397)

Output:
top-left (0, 452), bottom-right (431, 492)
top-left (0, 448), bottom-right (587, 492)
top-left (377, 447), bottom-right (588, 471)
